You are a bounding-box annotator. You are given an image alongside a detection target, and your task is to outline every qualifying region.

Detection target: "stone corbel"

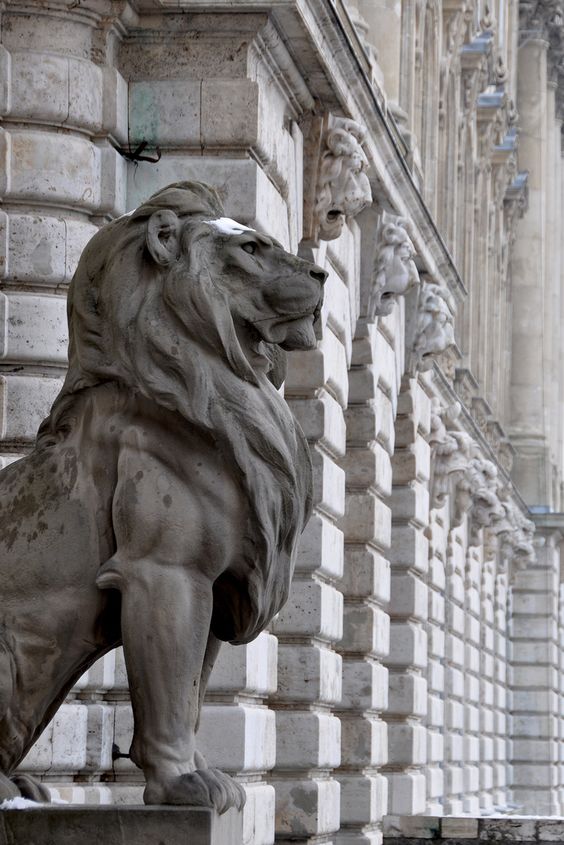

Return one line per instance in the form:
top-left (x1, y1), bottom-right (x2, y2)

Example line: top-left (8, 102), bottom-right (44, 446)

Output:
top-left (368, 213), bottom-right (419, 318)
top-left (428, 398), bottom-right (474, 513)
top-left (467, 456), bottom-right (505, 545)
top-left (302, 113), bottom-right (372, 245)
top-left (407, 280), bottom-right (456, 373)
top-left (488, 485), bottom-right (536, 570)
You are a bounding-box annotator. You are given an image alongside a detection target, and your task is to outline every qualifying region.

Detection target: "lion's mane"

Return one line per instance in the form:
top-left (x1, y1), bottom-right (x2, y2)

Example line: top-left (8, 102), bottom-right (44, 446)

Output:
top-left (38, 182), bottom-right (312, 644)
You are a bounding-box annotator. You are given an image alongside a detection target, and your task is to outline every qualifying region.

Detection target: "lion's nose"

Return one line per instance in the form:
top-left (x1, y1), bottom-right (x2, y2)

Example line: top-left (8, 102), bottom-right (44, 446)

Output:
top-left (309, 266), bottom-right (328, 285)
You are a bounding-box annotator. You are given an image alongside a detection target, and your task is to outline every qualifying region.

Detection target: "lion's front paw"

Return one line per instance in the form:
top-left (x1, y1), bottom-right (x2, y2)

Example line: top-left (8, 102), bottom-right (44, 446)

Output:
top-left (0, 773), bottom-right (50, 803)
top-left (144, 768), bottom-right (245, 814)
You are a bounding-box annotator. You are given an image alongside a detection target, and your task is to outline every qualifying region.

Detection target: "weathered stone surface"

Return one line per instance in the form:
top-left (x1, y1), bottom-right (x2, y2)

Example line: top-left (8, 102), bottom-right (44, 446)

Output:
top-left (0, 806), bottom-right (242, 845)
top-left (0, 181), bottom-right (325, 812)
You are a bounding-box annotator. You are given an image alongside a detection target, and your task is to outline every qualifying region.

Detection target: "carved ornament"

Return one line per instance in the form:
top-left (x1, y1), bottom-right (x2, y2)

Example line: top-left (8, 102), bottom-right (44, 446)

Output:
top-left (411, 281), bottom-right (456, 370)
top-left (369, 214), bottom-right (419, 317)
top-left (313, 116), bottom-right (372, 241)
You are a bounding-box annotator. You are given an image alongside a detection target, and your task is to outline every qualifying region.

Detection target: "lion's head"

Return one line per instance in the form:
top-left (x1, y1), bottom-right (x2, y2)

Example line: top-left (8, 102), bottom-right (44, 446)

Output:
top-left (370, 216), bottom-right (419, 317)
top-left (39, 181), bottom-right (326, 642)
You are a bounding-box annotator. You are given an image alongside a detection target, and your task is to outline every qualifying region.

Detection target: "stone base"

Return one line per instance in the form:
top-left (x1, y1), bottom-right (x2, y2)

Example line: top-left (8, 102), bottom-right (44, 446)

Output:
top-left (0, 805), bottom-right (243, 845)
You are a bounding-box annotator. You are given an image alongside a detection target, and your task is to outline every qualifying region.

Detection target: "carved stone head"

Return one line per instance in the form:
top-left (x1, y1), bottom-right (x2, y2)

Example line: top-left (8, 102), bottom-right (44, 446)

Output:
top-left (370, 216), bottom-right (419, 316)
top-left (315, 117), bottom-right (372, 240)
top-left (412, 281), bottom-right (455, 368)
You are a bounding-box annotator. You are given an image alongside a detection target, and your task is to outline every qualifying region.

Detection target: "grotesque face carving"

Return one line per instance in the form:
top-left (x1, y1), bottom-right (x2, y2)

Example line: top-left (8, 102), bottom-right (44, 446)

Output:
top-left (413, 281), bottom-right (455, 366)
top-left (315, 117), bottom-right (372, 241)
top-left (370, 216), bottom-right (419, 317)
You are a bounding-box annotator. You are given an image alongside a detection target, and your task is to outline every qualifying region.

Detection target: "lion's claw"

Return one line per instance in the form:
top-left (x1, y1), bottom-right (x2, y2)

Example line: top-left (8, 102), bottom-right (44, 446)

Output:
top-left (144, 768), bottom-right (245, 814)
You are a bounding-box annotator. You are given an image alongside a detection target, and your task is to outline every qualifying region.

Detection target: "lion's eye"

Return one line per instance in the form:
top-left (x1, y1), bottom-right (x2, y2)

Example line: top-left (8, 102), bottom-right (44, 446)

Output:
top-left (241, 242), bottom-right (257, 255)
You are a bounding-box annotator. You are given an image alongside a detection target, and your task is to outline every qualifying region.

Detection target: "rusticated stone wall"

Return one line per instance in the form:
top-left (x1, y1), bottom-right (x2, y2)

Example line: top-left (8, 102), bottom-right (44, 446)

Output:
top-left (3, 1), bottom-right (564, 844)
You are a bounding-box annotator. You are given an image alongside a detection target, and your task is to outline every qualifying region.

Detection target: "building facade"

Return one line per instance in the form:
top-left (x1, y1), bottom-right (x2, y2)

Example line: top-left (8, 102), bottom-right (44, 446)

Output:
top-left (2, 0), bottom-right (564, 842)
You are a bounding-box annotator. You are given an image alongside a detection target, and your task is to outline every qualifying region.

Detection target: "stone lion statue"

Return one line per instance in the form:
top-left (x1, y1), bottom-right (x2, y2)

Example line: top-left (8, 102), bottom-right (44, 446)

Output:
top-left (0, 181), bottom-right (326, 811)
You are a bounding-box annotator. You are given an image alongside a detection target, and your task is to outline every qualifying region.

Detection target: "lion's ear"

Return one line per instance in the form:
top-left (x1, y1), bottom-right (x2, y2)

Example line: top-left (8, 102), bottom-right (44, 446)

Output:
top-left (146, 210), bottom-right (182, 266)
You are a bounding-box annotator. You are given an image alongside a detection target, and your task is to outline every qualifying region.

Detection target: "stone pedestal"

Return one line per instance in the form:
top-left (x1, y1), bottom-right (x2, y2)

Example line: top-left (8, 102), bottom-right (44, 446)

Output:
top-left (0, 806), bottom-right (242, 845)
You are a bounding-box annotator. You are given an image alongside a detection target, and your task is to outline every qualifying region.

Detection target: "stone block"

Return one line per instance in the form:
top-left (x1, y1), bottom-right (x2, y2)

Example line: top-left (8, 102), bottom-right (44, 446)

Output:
top-left (341, 491), bottom-right (391, 548)
top-left (387, 722), bottom-right (427, 765)
top-left (275, 710), bottom-right (340, 769)
top-left (311, 448), bottom-right (345, 519)
top-left (199, 704), bottom-right (275, 772)
top-left (241, 783), bottom-right (275, 845)
top-left (339, 714), bottom-right (387, 767)
top-left (427, 729), bottom-right (444, 761)
top-left (0, 807), bottom-right (243, 845)
top-left (296, 513), bottom-right (343, 579)
top-left (0, 373), bottom-right (63, 442)
top-left (390, 573), bottom-right (428, 621)
top-left (386, 621), bottom-right (427, 669)
top-left (387, 524), bottom-right (428, 573)
top-left (208, 632), bottom-right (277, 696)
top-left (8, 51), bottom-right (68, 122)
top-left (428, 590), bottom-right (445, 624)
top-left (201, 79), bottom-right (259, 147)
top-left (129, 80), bottom-right (201, 147)
top-left (341, 547), bottom-right (390, 602)
top-left (68, 59), bottom-right (103, 132)
top-left (338, 773), bottom-right (387, 825)
top-left (342, 443), bottom-right (392, 498)
top-left (427, 695), bottom-right (444, 728)
top-left (390, 482), bottom-right (429, 523)
top-left (385, 771), bottom-right (426, 815)
top-left (51, 703), bottom-right (88, 771)
top-left (275, 777), bottom-right (340, 837)
top-left (0, 293), bottom-right (67, 366)
top-left (276, 643), bottom-right (342, 705)
top-left (387, 673), bottom-right (427, 717)
top-left (5, 130), bottom-right (100, 210)
top-left (341, 602), bottom-right (390, 657)
top-left (288, 391), bottom-right (346, 457)
top-left (428, 627), bottom-right (445, 659)
top-left (340, 658), bottom-right (388, 711)
top-left (272, 579), bottom-right (343, 641)
top-left (441, 817), bottom-right (478, 838)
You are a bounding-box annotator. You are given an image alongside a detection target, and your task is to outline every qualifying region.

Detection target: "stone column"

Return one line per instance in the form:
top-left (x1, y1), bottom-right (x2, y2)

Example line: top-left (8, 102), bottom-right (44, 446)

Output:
top-left (443, 526), bottom-right (467, 814)
top-left (461, 545), bottom-right (481, 814)
top-left (382, 376), bottom-right (430, 815)
top-left (336, 316), bottom-right (394, 844)
top-left (271, 230), bottom-right (354, 845)
top-left (425, 499), bottom-right (448, 814)
top-left (1, 0), bottom-right (128, 799)
top-left (510, 522), bottom-right (562, 815)
top-left (478, 554), bottom-right (496, 812)
top-left (509, 36), bottom-right (551, 506)
top-left (0, 0), bottom-right (126, 463)
top-left (492, 569), bottom-right (512, 809)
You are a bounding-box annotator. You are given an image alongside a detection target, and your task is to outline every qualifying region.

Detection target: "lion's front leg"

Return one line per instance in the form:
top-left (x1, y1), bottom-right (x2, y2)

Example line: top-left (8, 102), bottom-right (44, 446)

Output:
top-left (100, 559), bottom-right (244, 813)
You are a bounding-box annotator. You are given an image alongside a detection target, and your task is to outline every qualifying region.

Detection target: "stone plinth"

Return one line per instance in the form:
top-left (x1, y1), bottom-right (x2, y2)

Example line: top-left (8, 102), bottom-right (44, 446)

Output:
top-left (0, 805), bottom-right (242, 845)
top-left (383, 814), bottom-right (564, 844)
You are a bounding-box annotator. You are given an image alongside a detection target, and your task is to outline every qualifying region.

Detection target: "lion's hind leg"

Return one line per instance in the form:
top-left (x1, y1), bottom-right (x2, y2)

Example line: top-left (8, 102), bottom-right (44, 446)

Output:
top-left (0, 640), bottom-right (49, 803)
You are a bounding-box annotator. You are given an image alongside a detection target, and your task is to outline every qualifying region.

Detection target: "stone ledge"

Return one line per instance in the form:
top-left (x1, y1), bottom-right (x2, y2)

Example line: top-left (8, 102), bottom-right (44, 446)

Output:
top-left (0, 805), bottom-right (243, 845)
top-left (383, 815), bottom-right (564, 843)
